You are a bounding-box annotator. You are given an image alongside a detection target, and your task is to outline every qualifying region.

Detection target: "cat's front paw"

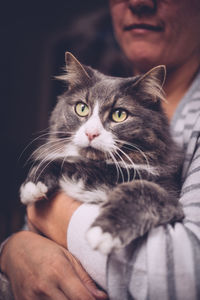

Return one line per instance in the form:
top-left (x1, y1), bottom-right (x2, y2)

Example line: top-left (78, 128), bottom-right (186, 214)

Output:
top-left (86, 226), bottom-right (122, 254)
top-left (20, 181), bottom-right (48, 205)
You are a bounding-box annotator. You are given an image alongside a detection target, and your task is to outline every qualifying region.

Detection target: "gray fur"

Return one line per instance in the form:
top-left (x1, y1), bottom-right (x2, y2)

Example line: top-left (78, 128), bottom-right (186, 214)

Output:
top-left (20, 52), bottom-right (184, 252)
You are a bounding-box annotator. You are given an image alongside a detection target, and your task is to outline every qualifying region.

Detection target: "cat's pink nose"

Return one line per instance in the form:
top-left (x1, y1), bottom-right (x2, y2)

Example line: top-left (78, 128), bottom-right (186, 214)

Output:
top-left (85, 131), bottom-right (100, 142)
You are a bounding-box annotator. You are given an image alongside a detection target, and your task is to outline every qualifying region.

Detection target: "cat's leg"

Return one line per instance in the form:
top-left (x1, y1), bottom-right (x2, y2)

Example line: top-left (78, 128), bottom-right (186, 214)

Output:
top-left (20, 163), bottom-right (60, 205)
top-left (86, 180), bottom-right (184, 254)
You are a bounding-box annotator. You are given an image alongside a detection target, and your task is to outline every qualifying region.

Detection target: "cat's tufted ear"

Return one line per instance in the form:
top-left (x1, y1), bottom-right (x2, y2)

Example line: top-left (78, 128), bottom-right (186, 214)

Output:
top-left (133, 65), bottom-right (166, 103)
top-left (57, 52), bottom-right (91, 88)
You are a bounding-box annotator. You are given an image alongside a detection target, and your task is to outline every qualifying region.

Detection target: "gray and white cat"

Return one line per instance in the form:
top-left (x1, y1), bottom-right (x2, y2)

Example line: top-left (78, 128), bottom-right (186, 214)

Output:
top-left (20, 52), bottom-right (184, 254)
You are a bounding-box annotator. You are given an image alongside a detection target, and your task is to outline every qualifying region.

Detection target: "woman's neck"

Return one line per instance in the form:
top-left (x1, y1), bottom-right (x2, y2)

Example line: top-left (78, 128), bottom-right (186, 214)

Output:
top-left (162, 57), bottom-right (200, 120)
top-left (133, 56), bottom-right (200, 120)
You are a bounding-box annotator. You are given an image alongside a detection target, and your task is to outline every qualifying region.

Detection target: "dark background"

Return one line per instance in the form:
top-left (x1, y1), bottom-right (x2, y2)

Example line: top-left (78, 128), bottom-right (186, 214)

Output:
top-left (0, 0), bottom-right (131, 243)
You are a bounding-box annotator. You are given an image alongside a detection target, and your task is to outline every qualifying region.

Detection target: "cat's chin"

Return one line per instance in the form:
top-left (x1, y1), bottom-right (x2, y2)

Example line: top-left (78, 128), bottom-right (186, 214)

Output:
top-left (80, 147), bottom-right (106, 161)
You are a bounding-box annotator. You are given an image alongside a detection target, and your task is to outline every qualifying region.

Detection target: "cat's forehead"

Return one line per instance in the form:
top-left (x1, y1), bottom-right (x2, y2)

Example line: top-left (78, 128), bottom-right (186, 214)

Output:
top-left (89, 74), bottom-right (136, 102)
top-left (92, 77), bottom-right (121, 96)
top-left (65, 72), bottom-right (140, 109)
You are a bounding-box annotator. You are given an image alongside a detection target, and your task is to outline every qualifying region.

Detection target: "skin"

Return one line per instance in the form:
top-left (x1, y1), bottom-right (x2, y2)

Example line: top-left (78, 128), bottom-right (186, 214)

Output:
top-left (110, 0), bottom-right (200, 119)
top-left (1, 0), bottom-right (200, 299)
top-left (27, 193), bottom-right (81, 249)
top-left (0, 230), bottom-right (107, 300)
top-left (110, 0), bottom-right (200, 71)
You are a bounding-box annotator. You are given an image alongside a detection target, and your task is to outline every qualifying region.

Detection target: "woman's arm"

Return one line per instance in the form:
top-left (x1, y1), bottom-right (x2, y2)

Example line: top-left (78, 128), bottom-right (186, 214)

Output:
top-left (27, 192), bottom-right (82, 248)
top-left (27, 194), bottom-right (108, 291)
top-left (0, 229), bottom-right (107, 300)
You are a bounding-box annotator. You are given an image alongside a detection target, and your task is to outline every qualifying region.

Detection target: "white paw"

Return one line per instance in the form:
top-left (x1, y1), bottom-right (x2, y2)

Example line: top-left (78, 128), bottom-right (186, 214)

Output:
top-left (86, 226), bottom-right (122, 254)
top-left (20, 181), bottom-right (48, 205)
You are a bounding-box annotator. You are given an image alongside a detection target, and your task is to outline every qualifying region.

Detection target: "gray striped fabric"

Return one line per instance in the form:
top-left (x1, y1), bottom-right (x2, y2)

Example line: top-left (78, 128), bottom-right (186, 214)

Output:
top-left (107, 71), bottom-right (200, 300)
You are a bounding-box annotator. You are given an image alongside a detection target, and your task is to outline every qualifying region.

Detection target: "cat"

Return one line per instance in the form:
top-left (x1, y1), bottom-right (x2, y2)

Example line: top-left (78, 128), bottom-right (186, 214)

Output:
top-left (20, 52), bottom-right (184, 254)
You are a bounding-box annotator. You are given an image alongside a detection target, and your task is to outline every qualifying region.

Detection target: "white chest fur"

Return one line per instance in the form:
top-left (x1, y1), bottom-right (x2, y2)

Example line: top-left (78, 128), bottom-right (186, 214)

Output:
top-left (59, 176), bottom-right (109, 204)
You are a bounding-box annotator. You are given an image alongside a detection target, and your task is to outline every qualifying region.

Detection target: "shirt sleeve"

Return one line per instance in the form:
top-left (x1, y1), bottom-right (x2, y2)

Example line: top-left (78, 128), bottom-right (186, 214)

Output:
top-left (107, 129), bottom-right (200, 299)
top-left (0, 239), bottom-right (14, 300)
top-left (67, 203), bottom-right (107, 290)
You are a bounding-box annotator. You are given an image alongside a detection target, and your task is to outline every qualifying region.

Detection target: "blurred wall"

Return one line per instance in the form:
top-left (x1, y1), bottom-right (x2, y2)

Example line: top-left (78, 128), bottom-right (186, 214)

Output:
top-left (0, 0), bottom-right (131, 243)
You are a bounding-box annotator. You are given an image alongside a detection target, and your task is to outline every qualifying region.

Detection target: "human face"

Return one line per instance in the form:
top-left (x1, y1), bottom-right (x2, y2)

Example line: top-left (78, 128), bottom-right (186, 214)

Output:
top-left (110, 0), bottom-right (200, 73)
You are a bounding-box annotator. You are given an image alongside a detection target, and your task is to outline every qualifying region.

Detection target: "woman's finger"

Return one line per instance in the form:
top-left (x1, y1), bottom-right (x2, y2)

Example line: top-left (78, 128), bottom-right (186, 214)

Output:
top-left (60, 250), bottom-right (108, 300)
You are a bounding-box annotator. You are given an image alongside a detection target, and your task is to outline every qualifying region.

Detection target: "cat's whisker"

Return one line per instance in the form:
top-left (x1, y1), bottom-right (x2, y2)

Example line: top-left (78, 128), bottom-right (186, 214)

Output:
top-left (30, 141), bottom-right (75, 181)
top-left (116, 147), bottom-right (144, 188)
top-left (113, 147), bottom-right (130, 182)
top-left (127, 144), bottom-right (150, 173)
top-left (30, 138), bottom-right (72, 162)
top-left (61, 174), bottom-right (68, 184)
top-left (108, 151), bottom-right (121, 183)
top-left (30, 143), bottom-right (63, 165)
top-left (31, 154), bottom-right (53, 182)
top-left (30, 141), bottom-right (66, 178)
top-left (32, 130), bottom-right (74, 141)
top-left (34, 158), bottom-right (55, 183)
top-left (114, 144), bottom-right (136, 168)
top-left (60, 153), bottom-right (69, 173)
top-left (33, 132), bottom-right (73, 144)
top-left (20, 131), bottom-right (73, 163)
top-left (115, 139), bottom-right (151, 174)
top-left (29, 136), bottom-right (76, 180)
top-left (113, 153), bottom-right (125, 183)
top-left (19, 132), bottom-right (52, 162)
top-left (33, 145), bottom-right (66, 183)
top-left (124, 142), bottom-right (150, 169)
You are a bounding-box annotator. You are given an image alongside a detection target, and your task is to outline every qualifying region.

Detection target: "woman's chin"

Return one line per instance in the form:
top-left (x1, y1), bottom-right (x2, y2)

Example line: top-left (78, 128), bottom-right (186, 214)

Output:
top-left (123, 44), bottom-right (165, 72)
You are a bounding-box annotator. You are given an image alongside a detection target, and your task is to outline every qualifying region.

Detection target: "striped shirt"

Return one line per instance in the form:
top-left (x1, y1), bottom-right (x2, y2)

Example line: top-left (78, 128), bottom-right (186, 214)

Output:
top-left (107, 71), bottom-right (200, 300)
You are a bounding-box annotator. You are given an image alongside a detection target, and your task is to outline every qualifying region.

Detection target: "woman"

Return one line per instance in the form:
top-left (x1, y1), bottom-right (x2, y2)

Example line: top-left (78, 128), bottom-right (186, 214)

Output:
top-left (1, 0), bottom-right (200, 299)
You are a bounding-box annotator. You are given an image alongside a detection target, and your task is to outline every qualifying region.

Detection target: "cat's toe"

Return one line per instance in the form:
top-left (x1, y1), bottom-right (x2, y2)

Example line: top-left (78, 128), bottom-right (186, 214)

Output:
top-left (20, 181), bottom-right (48, 205)
top-left (86, 226), bottom-right (122, 254)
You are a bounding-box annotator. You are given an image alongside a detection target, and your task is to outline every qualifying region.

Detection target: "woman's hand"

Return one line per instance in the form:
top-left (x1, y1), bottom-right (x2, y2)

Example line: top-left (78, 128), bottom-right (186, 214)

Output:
top-left (27, 192), bottom-right (81, 248)
top-left (0, 231), bottom-right (108, 300)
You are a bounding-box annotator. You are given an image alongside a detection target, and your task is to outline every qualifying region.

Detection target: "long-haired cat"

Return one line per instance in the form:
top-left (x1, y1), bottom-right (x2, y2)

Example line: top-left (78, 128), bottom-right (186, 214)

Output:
top-left (20, 52), bottom-right (184, 254)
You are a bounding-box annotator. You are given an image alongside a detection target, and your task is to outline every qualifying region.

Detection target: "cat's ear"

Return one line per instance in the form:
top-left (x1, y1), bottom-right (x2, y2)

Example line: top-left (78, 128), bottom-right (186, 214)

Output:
top-left (57, 52), bottom-right (91, 88)
top-left (133, 65), bottom-right (166, 102)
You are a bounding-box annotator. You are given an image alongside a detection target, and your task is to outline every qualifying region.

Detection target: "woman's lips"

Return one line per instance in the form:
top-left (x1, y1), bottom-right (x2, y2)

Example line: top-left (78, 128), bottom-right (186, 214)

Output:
top-left (124, 23), bottom-right (163, 33)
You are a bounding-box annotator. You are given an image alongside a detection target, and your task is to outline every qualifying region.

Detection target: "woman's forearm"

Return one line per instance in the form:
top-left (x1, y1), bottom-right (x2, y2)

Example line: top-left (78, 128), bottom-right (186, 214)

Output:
top-left (27, 192), bottom-right (81, 248)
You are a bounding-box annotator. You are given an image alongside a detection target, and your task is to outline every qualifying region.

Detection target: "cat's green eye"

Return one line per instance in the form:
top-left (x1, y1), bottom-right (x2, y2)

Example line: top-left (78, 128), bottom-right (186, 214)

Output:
top-left (112, 109), bottom-right (127, 122)
top-left (75, 102), bottom-right (89, 117)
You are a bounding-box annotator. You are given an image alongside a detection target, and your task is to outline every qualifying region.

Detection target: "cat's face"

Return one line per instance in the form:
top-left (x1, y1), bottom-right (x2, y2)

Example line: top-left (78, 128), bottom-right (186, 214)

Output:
top-left (47, 52), bottom-right (167, 166)
top-left (73, 101), bottom-right (116, 160)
